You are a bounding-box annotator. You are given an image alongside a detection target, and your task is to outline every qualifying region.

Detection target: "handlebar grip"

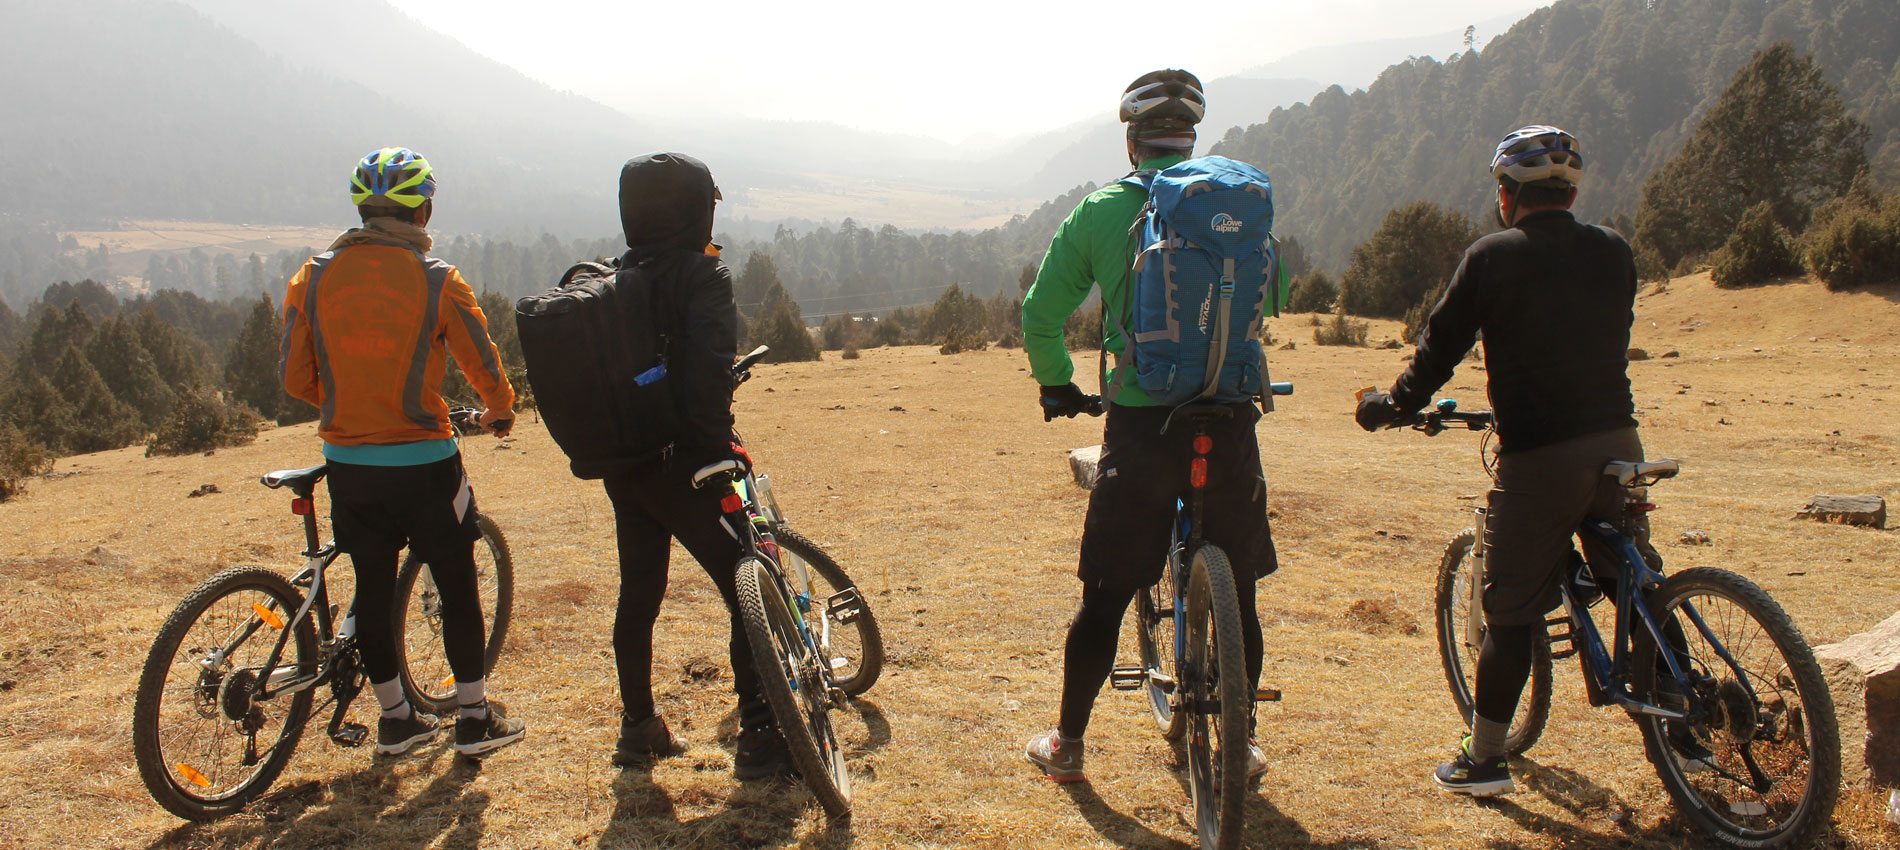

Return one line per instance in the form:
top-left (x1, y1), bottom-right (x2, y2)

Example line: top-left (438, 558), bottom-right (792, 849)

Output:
top-left (1268, 382), bottom-right (1294, 396)
top-left (486, 418), bottom-right (514, 434)
top-left (1084, 395), bottom-right (1105, 416)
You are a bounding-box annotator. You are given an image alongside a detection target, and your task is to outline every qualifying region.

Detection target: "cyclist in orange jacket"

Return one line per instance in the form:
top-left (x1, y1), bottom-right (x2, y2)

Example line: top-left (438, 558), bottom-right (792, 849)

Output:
top-left (281, 147), bottom-right (524, 757)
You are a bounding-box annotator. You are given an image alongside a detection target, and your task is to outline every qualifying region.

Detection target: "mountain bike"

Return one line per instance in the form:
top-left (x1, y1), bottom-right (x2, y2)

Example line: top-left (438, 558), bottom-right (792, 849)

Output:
top-left (1392, 397), bottom-right (1839, 849)
top-left (1104, 382), bottom-right (1293, 850)
top-left (690, 344), bottom-right (884, 819)
top-left (131, 420), bottom-right (515, 821)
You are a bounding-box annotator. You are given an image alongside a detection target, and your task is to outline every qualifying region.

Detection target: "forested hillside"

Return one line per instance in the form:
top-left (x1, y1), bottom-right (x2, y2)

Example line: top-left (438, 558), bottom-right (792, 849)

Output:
top-left (1214, 0), bottom-right (1900, 269)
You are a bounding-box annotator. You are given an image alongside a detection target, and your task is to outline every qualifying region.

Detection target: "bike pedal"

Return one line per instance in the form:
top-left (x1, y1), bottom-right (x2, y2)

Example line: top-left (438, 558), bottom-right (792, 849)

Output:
top-left (1254, 687), bottom-right (1282, 702)
top-left (1109, 666), bottom-right (1147, 691)
top-left (825, 588), bottom-right (865, 624)
top-left (329, 721), bottom-right (369, 748)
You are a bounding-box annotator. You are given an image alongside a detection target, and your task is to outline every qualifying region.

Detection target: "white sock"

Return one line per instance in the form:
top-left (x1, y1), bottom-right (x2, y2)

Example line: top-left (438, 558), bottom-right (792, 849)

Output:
top-left (456, 679), bottom-right (488, 719)
top-left (372, 679), bottom-right (409, 720)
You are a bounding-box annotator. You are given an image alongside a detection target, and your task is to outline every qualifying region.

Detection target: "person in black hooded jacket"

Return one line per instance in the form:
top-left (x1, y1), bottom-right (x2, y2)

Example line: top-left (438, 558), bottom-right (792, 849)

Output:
top-left (602, 152), bottom-right (792, 777)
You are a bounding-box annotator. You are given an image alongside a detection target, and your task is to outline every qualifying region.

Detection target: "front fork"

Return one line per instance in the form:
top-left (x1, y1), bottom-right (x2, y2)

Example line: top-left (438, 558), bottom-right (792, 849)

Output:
top-left (1464, 507), bottom-right (1487, 650)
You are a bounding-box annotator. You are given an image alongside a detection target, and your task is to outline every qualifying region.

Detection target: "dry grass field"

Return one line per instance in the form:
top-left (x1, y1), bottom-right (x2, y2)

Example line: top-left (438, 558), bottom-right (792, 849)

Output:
top-left (57, 221), bottom-right (341, 290)
top-left (1, 273), bottom-right (1895, 849)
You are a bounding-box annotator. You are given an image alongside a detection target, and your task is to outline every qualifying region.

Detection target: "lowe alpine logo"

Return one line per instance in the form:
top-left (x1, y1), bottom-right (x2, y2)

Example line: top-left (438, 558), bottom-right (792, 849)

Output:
top-left (1211, 213), bottom-right (1243, 233)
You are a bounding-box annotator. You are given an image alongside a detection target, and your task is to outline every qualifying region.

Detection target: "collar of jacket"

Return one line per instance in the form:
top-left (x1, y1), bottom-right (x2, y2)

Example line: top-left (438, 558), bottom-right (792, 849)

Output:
top-left (327, 217), bottom-right (433, 253)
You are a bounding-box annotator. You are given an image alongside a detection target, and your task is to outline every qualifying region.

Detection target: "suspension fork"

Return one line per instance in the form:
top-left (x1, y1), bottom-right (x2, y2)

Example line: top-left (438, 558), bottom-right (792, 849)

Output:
top-left (1465, 507), bottom-right (1488, 649)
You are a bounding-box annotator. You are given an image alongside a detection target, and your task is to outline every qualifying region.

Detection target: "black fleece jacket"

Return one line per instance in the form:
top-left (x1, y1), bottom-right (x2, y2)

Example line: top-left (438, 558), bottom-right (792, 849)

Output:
top-left (618, 152), bottom-right (736, 464)
top-left (1391, 210), bottom-right (1638, 453)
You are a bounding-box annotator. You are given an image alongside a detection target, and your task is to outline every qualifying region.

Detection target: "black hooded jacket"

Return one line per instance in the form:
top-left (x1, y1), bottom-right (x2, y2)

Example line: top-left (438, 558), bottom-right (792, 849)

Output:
top-left (618, 152), bottom-right (738, 464)
top-left (1391, 210), bottom-right (1638, 453)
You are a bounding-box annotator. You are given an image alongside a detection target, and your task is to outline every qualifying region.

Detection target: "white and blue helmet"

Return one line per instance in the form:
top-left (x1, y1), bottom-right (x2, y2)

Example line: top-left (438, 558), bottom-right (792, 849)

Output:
top-left (1490, 125), bottom-right (1583, 188)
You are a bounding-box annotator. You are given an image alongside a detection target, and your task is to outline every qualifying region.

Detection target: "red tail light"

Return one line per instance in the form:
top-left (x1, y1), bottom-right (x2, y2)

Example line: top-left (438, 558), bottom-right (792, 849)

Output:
top-left (1192, 435), bottom-right (1212, 455)
top-left (1190, 457), bottom-right (1208, 489)
top-left (720, 493), bottom-right (745, 514)
top-left (1628, 502), bottom-right (1658, 513)
top-left (290, 498), bottom-right (313, 515)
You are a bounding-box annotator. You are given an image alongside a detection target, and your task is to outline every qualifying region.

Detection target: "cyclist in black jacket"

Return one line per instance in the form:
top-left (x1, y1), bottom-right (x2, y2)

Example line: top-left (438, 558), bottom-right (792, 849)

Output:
top-left (1356, 125), bottom-right (1663, 796)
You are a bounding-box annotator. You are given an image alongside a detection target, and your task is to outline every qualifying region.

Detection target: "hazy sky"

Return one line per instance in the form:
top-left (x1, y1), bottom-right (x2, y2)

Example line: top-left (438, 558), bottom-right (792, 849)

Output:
top-left (383, 0), bottom-right (1548, 144)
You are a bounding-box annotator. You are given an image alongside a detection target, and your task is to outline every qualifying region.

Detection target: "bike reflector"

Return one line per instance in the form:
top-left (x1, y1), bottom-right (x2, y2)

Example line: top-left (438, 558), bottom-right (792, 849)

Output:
top-left (720, 493), bottom-right (744, 514)
top-left (252, 603), bottom-right (285, 630)
top-left (290, 498), bottom-right (313, 515)
top-left (175, 763), bottom-right (212, 787)
top-left (1192, 435), bottom-right (1212, 455)
top-left (1190, 457), bottom-right (1208, 488)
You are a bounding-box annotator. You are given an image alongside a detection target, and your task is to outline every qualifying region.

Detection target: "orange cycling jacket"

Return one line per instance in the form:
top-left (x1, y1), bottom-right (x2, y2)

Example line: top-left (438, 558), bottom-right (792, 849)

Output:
top-left (281, 239), bottom-right (514, 446)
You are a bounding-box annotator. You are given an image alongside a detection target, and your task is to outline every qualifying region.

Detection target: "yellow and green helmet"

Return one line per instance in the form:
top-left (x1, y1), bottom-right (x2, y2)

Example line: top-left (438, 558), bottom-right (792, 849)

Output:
top-left (350, 147), bottom-right (436, 208)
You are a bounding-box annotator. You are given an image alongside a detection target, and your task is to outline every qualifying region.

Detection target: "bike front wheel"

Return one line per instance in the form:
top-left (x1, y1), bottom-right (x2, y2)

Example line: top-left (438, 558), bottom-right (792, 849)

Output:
top-left (772, 524), bottom-right (884, 696)
top-left (132, 565), bottom-right (317, 820)
top-left (1134, 572), bottom-right (1187, 740)
top-left (736, 556), bottom-right (851, 819)
top-left (1432, 530), bottom-right (1552, 755)
top-left (394, 513), bottom-right (515, 715)
top-left (1631, 568), bottom-right (1840, 849)
top-left (1183, 545), bottom-right (1250, 850)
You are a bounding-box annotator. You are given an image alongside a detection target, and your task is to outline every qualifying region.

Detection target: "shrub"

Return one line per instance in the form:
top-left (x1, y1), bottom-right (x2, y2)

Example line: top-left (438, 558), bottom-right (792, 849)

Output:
top-left (0, 422), bottom-right (52, 502)
top-left (819, 312), bottom-right (856, 351)
top-left (1286, 270), bottom-right (1338, 314)
top-left (867, 320), bottom-right (903, 348)
top-left (1063, 303), bottom-right (1104, 351)
top-left (841, 344), bottom-right (861, 360)
top-left (1803, 193), bottom-right (1900, 290)
top-left (1711, 202), bottom-right (1802, 288)
top-left (754, 301), bottom-right (820, 363)
top-left (938, 326), bottom-right (990, 355)
top-left (147, 389), bottom-right (260, 456)
top-left (1337, 201), bottom-right (1479, 318)
top-left (1313, 314), bottom-right (1369, 347)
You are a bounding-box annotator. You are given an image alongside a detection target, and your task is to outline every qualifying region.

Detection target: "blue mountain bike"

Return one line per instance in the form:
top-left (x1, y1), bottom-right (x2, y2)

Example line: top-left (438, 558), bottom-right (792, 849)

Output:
top-left (1404, 399), bottom-right (1839, 849)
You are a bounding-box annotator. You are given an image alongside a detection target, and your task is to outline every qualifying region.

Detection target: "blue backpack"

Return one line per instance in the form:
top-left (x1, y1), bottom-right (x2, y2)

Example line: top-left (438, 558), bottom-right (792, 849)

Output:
top-left (1107, 156), bottom-right (1284, 406)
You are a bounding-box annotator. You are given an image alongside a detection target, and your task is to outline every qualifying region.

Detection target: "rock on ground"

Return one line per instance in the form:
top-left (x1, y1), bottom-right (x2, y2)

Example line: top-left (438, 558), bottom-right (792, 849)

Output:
top-left (1795, 494), bottom-right (1887, 529)
top-left (1817, 610), bottom-right (1900, 787)
top-left (1069, 445), bottom-right (1103, 491)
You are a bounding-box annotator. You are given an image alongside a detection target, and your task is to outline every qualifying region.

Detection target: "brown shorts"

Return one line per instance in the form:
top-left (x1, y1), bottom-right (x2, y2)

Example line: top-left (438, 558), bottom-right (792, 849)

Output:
top-left (1481, 427), bottom-right (1645, 626)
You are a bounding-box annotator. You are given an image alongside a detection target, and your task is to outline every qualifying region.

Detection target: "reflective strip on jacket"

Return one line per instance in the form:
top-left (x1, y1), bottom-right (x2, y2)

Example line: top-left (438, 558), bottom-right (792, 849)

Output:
top-left (280, 240), bottom-right (514, 446)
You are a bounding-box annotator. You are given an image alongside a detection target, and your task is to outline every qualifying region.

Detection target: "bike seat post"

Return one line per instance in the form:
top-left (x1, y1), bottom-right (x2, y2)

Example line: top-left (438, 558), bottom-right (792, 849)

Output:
top-left (291, 489), bottom-right (322, 556)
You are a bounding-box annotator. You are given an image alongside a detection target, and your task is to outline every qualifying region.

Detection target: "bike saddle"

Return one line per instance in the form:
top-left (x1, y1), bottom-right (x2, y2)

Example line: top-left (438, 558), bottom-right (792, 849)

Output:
top-left (260, 464), bottom-right (329, 493)
top-left (1604, 459), bottom-right (1679, 486)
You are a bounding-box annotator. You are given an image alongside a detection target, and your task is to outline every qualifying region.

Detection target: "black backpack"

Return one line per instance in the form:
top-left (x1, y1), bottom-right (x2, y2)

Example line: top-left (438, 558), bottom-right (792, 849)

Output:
top-left (515, 257), bottom-right (682, 478)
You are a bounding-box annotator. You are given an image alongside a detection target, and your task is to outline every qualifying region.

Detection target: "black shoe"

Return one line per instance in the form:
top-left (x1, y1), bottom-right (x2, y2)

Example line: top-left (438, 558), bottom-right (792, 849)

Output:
top-left (734, 726), bottom-right (796, 780)
top-left (613, 714), bottom-right (686, 767)
top-left (453, 699), bottom-right (526, 756)
top-left (1433, 737), bottom-right (1513, 796)
top-left (374, 710), bottom-right (439, 755)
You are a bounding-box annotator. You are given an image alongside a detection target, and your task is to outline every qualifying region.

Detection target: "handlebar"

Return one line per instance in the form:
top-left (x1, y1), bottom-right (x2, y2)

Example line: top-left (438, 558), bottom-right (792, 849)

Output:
top-left (1073, 382), bottom-right (1292, 419)
top-left (690, 458), bottom-right (746, 489)
top-left (448, 406), bottom-right (511, 436)
top-left (734, 345), bottom-right (769, 387)
top-left (1400, 399), bottom-right (1494, 436)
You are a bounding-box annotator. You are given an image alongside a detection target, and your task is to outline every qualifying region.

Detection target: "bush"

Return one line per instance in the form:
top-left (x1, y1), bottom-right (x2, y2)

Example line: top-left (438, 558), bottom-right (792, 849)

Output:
top-left (1063, 303), bottom-right (1104, 351)
top-left (1711, 202), bottom-right (1802, 288)
top-left (0, 422), bottom-right (52, 502)
top-left (938, 326), bottom-right (989, 355)
top-left (1313, 314), bottom-right (1369, 346)
top-left (1337, 201), bottom-right (1479, 318)
top-left (1802, 193), bottom-right (1900, 290)
top-left (841, 344), bottom-right (861, 360)
top-left (753, 301), bottom-right (820, 363)
top-left (867, 320), bottom-right (903, 348)
top-left (819, 312), bottom-right (856, 351)
top-left (1286, 270), bottom-right (1338, 314)
top-left (147, 389), bottom-right (260, 456)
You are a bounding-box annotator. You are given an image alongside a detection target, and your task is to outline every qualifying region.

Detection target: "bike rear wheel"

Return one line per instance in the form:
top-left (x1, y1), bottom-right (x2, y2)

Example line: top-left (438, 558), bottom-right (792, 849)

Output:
top-left (1183, 545), bottom-right (1250, 850)
top-left (736, 557), bottom-right (851, 819)
top-left (772, 524), bottom-right (884, 696)
top-left (1432, 530), bottom-right (1552, 755)
top-left (394, 513), bottom-right (514, 715)
top-left (1134, 572), bottom-right (1187, 740)
top-left (132, 565), bottom-right (317, 820)
top-left (1631, 568), bottom-right (1840, 849)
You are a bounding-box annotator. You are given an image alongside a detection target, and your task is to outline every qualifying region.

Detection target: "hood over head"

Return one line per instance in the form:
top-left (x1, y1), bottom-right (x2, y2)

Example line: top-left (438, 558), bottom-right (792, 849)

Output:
top-left (619, 152), bottom-right (720, 259)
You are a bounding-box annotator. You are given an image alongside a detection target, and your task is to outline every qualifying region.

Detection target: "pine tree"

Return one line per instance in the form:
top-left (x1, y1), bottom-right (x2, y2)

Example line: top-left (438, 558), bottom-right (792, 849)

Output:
top-left (1338, 202), bottom-right (1480, 319)
top-left (224, 295), bottom-right (283, 420)
top-left (85, 316), bottom-right (175, 429)
top-left (735, 253), bottom-right (782, 321)
top-left (131, 307), bottom-right (206, 393)
top-left (753, 284), bottom-right (819, 363)
top-left (1, 373), bottom-right (79, 454)
top-left (50, 346), bottom-right (142, 452)
top-left (1633, 42), bottom-right (1871, 269)
top-left (18, 301), bottom-right (97, 378)
top-left (0, 297), bottom-right (22, 354)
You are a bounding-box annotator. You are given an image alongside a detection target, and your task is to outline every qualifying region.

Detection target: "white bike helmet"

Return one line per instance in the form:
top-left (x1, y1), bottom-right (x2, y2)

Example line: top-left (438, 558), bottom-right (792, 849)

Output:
top-left (1490, 125), bottom-right (1583, 188)
top-left (1122, 69), bottom-right (1205, 150)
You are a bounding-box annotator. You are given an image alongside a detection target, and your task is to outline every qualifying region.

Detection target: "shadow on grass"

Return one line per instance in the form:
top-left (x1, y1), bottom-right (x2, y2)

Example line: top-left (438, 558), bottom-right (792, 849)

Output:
top-left (147, 744), bottom-right (489, 849)
top-left (1470, 756), bottom-right (1655, 849)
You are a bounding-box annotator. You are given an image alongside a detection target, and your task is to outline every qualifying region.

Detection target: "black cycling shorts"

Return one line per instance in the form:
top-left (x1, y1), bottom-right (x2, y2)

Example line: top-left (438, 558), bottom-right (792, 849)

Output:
top-left (1077, 402), bottom-right (1278, 594)
top-left (326, 453), bottom-right (481, 560)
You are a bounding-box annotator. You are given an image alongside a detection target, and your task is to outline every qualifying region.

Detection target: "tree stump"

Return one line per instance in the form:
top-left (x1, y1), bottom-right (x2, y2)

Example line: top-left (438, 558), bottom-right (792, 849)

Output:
top-left (1795, 494), bottom-right (1887, 529)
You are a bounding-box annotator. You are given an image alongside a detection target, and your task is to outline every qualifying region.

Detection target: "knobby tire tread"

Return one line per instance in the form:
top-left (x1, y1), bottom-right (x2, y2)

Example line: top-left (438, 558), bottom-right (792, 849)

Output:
top-left (1432, 530), bottom-right (1552, 755)
top-left (394, 513), bottom-right (514, 715)
top-left (1194, 546), bottom-right (1251, 850)
top-left (736, 558), bottom-right (851, 819)
top-left (1135, 580), bottom-right (1188, 740)
top-left (772, 524), bottom-right (884, 696)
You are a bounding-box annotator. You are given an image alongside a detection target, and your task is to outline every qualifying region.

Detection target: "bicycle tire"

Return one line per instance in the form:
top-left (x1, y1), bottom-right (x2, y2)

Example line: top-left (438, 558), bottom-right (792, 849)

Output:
top-left (132, 565), bottom-right (317, 820)
top-left (1432, 529), bottom-right (1552, 755)
top-left (736, 557), bottom-right (852, 819)
top-left (394, 513), bottom-right (514, 715)
top-left (1134, 574), bottom-right (1187, 740)
top-left (772, 524), bottom-right (884, 696)
top-left (1183, 545), bottom-right (1250, 850)
top-left (1630, 568), bottom-right (1840, 849)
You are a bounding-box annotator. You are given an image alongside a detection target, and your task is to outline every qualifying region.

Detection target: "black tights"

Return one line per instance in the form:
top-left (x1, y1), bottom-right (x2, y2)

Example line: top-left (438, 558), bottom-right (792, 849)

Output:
top-left (351, 544), bottom-right (485, 686)
top-left (1059, 573), bottom-right (1264, 739)
top-left (1473, 622), bottom-right (1542, 724)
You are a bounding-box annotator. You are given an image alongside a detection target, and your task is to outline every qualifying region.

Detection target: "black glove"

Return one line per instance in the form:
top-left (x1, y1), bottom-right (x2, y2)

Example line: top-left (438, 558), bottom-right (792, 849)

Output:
top-left (1355, 391), bottom-right (1405, 432)
top-left (1039, 383), bottom-right (1093, 422)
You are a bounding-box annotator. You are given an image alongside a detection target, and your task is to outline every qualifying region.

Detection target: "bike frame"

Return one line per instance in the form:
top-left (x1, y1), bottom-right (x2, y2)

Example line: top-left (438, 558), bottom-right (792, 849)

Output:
top-left (249, 501), bottom-right (342, 701)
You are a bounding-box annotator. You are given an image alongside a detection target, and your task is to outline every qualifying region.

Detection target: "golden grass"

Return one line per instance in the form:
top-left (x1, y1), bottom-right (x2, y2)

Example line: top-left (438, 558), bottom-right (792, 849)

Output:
top-left (1, 273), bottom-right (1896, 848)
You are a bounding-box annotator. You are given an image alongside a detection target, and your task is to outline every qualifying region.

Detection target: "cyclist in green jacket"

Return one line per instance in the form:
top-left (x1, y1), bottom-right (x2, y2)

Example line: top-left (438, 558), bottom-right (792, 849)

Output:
top-left (1021, 69), bottom-right (1284, 783)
